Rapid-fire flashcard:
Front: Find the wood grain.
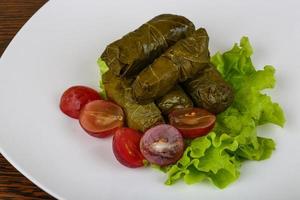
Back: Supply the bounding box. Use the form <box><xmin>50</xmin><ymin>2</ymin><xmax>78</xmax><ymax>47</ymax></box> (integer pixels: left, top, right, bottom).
<box><xmin>0</xmin><ymin>1</ymin><xmax>55</xmax><ymax>199</ymax></box>
<box><xmin>0</xmin><ymin>0</ymin><xmax>47</xmax><ymax>56</ymax></box>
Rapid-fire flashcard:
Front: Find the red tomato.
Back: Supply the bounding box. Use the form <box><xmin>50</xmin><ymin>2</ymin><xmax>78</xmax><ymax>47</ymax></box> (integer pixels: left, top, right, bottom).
<box><xmin>79</xmin><ymin>100</ymin><xmax>124</xmax><ymax>138</ymax></box>
<box><xmin>169</xmin><ymin>108</ymin><xmax>216</xmax><ymax>139</ymax></box>
<box><xmin>60</xmin><ymin>86</ymin><xmax>101</xmax><ymax>119</ymax></box>
<box><xmin>113</xmin><ymin>128</ymin><xmax>144</xmax><ymax>168</ymax></box>
<box><xmin>140</xmin><ymin>124</ymin><xmax>184</xmax><ymax>166</ymax></box>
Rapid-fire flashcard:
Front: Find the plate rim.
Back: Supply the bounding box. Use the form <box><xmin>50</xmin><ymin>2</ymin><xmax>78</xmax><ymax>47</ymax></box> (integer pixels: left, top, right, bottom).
<box><xmin>0</xmin><ymin>149</ymin><xmax>63</xmax><ymax>199</ymax></box>
<box><xmin>0</xmin><ymin>1</ymin><xmax>62</xmax><ymax>199</ymax></box>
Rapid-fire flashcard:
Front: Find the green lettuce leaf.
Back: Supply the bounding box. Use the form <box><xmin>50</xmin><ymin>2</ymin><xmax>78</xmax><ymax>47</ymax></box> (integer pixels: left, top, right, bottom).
<box><xmin>164</xmin><ymin>37</ymin><xmax>285</xmax><ymax>188</ymax></box>
<box><xmin>97</xmin><ymin>58</ymin><xmax>109</xmax><ymax>99</ymax></box>
<box><xmin>165</xmin><ymin>132</ymin><xmax>240</xmax><ymax>189</ymax></box>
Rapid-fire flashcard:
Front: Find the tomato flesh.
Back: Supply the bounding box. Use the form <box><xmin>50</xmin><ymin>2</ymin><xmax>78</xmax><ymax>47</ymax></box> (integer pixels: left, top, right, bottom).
<box><xmin>60</xmin><ymin>86</ymin><xmax>101</xmax><ymax>119</ymax></box>
<box><xmin>140</xmin><ymin>124</ymin><xmax>184</xmax><ymax>166</ymax></box>
<box><xmin>169</xmin><ymin>108</ymin><xmax>216</xmax><ymax>139</ymax></box>
<box><xmin>113</xmin><ymin>128</ymin><xmax>144</xmax><ymax>168</ymax></box>
<box><xmin>79</xmin><ymin>100</ymin><xmax>124</xmax><ymax>138</ymax></box>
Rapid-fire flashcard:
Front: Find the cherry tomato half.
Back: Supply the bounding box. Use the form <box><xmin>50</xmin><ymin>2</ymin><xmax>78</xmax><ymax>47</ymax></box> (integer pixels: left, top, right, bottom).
<box><xmin>140</xmin><ymin>124</ymin><xmax>184</xmax><ymax>166</ymax></box>
<box><xmin>60</xmin><ymin>86</ymin><xmax>101</xmax><ymax>119</ymax></box>
<box><xmin>79</xmin><ymin>100</ymin><xmax>124</xmax><ymax>138</ymax></box>
<box><xmin>169</xmin><ymin>108</ymin><xmax>216</xmax><ymax>139</ymax></box>
<box><xmin>113</xmin><ymin>128</ymin><xmax>145</xmax><ymax>168</ymax></box>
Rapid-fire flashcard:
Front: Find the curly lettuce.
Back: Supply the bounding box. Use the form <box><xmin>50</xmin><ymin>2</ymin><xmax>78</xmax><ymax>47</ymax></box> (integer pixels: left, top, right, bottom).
<box><xmin>165</xmin><ymin>133</ymin><xmax>240</xmax><ymax>188</ymax></box>
<box><xmin>164</xmin><ymin>37</ymin><xmax>285</xmax><ymax>188</ymax></box>
<box><xmin>97</xmin><ymin>58</ymin><xmax>109</xmax><ymax>99</ymax></box>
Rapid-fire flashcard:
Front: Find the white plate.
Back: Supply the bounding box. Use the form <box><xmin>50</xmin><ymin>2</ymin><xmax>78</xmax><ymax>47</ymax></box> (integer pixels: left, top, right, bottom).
<box><xmin>1</xmin><ymin>0</ymin><xmax>300</xmax><ymax>199</ymax></box>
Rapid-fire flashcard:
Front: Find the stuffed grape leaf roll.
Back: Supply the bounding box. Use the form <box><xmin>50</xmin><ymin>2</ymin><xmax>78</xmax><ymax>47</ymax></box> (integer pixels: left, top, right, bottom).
<box><xmin>183</xmin><ymin>64</ymin><xmax>234</xmax><ymax>114</ymax></box>
<box><xmin>132</xmin><ymin>28</ymin><xmax>210</xmax><ymax>104</ymax></box>
<box><xmin>156</xmin><ymin>85</ymin><xmax>193</xmax><ymax>115</ymax></box>
<box><xmin>102</xmin><ymin>71</ymin><xmax>164</xmax><ymax>132</ymax></box>
<box><xmin>100</xmin><ymin>14</ymin><xmax>195</xmax><ymax>77</ymax></box>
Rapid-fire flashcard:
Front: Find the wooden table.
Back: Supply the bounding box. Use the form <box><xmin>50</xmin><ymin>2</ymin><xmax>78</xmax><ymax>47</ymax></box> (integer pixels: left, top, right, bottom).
<box><xmin>0</xmin><ymin>1</ymin><xmax>55</xmax><ymax>199</ymax></box>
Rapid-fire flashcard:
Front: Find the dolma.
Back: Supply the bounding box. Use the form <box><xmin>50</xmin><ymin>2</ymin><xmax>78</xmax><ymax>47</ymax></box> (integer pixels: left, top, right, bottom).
<box><xmin>101</xmin><ymin>14</ymin><xmax>195</xmax><ymax>77</ymax></box>
<box><xmin>156</xmin><ymin>85</ymin><xmax>193</xmax><ymax>115</ymax></box>
<box><xmin>103</xmin><ymin>71</ymin><xmax>164</xmax><ymax>132</ymax></box>
<box><xmin>183</xmin><ymin>64</ymin><xmax>234</xmax><ymax>114</ymax></box>
<box><xmin>132</xmin><ymin>28</ymin><xmax>210</xmax><ymax>103</ymax></box>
